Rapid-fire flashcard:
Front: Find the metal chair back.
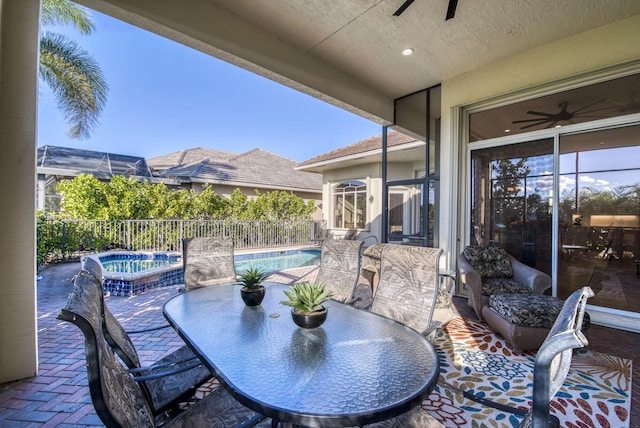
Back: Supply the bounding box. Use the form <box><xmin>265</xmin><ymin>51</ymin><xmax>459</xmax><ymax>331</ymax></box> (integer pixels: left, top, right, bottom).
<box><xmin>371</xmin><ymin>245</ymin><xmax>443</xmax><ymax>336</ymax></box>
<box><xmin>521</xmin><ymin>286</ymin><xmax>594</xmax><ymax>428</ymax></box>
<box><xmin>183</xmin><ymin>237</ymin><xmax>236</xmax><ymax>291</ymax></box>
<box><xmin>315</xmin><ymin>239</ymin><xmax>364</xmax><ymax>304</ymax></box>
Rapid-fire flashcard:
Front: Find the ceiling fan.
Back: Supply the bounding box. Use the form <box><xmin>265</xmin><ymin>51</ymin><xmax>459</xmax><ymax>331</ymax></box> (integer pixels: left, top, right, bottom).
<box><xmin>393</xmin><ymin>0</ymin><xmax>459</xmax><ymax>20</ymax></box>
<box><xmin>511</xmin><ymin>100</ymin><xmax>610</xmax><ymax>130</ymax></box>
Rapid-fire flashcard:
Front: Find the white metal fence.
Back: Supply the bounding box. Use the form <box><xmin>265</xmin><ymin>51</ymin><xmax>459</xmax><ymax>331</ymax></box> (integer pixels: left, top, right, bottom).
<box><xmin>37</xmin><ymin>219</ymin><xmax>325</xmax><ymax>263</ymax></box>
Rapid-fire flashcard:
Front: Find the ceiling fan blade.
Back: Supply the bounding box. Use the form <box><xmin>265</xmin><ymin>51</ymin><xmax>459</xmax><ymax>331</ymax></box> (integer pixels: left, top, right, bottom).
<box><xmin>393</xmin><ymin>0</ymin><xmax>415</xmax><ymax>16</ymax></box>
<box><xmin>525</xmin><ymin>110</ymin><xmax>557</xmax><ymax>117</ymax></box>
<box><xmin>570</xmin><ymin>99</ymin><xmax>606</xmax><ymax>114</ymax></box>
<box><xmin>520</xmin><ymin>121</ymin><xmax>550</xmax><ymax>130</ymax></box>
<box><xmin>446</xmin><ymin>0</ymin><xmax>458</xmax><ymax>20</ymax></box>
<box><xmin>512</xmin><ymin>118</ymin><xmax>552</xmax><ymax>124</ymax></box>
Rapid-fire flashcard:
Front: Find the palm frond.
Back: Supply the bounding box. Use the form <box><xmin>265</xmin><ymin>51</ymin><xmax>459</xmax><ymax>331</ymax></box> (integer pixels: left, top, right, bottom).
<box><xmin>41</xmin><ymin>0</ymin><xmax>95</xmax><ymax>34</ymax></box>
<box><xmin>39</xmin><ymin>32</ymin><xmax>108</xmax><ymax>139</ymax></box>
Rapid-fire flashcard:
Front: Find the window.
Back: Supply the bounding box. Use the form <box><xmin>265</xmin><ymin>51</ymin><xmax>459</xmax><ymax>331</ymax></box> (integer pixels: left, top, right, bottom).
<box><xmin>332</xmin><ymin>181</ymin><xmax>367</xmax><ymax>229</ymax></box>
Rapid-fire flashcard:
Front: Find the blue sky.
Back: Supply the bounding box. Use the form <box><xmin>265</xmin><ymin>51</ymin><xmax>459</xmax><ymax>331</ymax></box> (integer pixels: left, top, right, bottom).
<box><xmin>37</xmin><ymin>7</ymin><xmax>381</xmax><ymax>162</ymax></box>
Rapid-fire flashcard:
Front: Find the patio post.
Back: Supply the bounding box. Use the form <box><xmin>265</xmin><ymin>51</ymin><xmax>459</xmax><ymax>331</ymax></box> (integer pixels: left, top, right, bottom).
<box><xmin>0</xmin><ymin>0</ymin><xmax>40</xmax><ymax>382</ymax></box>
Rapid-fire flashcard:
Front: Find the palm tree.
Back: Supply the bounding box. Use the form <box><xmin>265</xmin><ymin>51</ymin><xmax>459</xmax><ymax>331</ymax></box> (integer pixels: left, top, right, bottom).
<box><xmin>39</xmin><ymin>0</ymin><xmax>108</xmax><ymax>139</ymax></box>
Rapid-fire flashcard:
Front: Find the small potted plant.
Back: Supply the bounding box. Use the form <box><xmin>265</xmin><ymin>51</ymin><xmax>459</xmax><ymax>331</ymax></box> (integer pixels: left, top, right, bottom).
<box><xmin>280</xmin><ymin>282</ymin><xmax>333</xmax><ymax>329</ymax></box>
<box><xmin>239</xmin><ymin>267</ymin><xmax>270</xmax><ymax>306</ymax></box>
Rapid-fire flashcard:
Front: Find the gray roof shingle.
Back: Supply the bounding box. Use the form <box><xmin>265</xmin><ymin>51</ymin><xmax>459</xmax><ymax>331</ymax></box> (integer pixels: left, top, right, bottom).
<box><xmin>297</xmin><ymin>131</ymin><xmax>418</xmax><ymax>167</ymax></box>
<box><xmin>150</xmin><ymin>147</ymin><xmax>322</xmax><ymax>192</ymax></box>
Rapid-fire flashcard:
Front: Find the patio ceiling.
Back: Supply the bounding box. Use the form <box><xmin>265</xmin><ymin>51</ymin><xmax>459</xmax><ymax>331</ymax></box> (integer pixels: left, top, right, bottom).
<box><xmin>80</xmin><ymin>0</ymin><xmax>640</xmax><ymax>126</ymax></box>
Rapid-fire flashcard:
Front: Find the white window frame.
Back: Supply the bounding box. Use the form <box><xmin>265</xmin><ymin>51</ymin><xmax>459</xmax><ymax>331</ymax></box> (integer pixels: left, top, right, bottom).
<box><xmin>331</xmin><ymin>180</ymin><xmax>368</xmax><ymax>230</ymax></box>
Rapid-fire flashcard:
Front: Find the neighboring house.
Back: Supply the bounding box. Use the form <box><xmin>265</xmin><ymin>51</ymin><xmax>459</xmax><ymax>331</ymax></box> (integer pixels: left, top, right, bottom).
<box><xmin>297</xmin><ymin>131</ymin><xmax>426</xmax><ymax>244</ymax></box>
<box><xmin>36</xmin><ymin>145</ymin><xmax>323</xmax><ymax>220</ymax></box>
<box><xmin>36</xmin><ymin>145</ymin><xmax>171</xmax><ymax>211</ymax></box>
<box><xmin>148</xmin><ymin>147</ymin><xmax>323</xmax><ymax>220</ymax></box>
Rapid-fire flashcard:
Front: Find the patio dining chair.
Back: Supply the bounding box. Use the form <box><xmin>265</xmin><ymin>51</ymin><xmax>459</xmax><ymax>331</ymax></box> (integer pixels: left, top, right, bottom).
<box><xmin>182</xmin><ymin>236</ymin><xmax>237</xmax><ymax>291</ymax></box>
<box><xmin>441</xmin><ymin>286</ymin><xmax>594</xmax><ymax>428</ymax></box>
<box><xmin>57</xmin><ymin>272</ymin><xmax>267</xmax><ymax>428</ymax></box>
<box><xmin>314</xmin><ymin>238</ymin><xmax>364</xmax><ymax>304</ymax></box>
<box><xmin>370</xmin><ymin>245</ymin><xmax>443</xmax><ymax>339</ymax></box>
<box><xmin>68</xmin><ymin>268</ymin><xmax>213</xmax><ymax>418</ymax></box>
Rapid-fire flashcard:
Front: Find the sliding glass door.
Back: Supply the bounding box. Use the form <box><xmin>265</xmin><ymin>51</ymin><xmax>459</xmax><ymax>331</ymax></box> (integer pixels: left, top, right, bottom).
<box><xmin>469</xmin><ymin>126</ymin><xmax>640</xmax><ymax>317</ymax></box>
<box><xmin>557</xmin><ymin>125</ymin><xmax>640</xmax><ymax>311</ymax></box>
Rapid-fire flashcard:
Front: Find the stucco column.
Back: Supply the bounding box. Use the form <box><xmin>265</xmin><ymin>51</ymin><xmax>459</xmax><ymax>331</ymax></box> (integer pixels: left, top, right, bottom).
<box><xmin>0</xmin><ymin>0</ymin><xmax>40</xmax><ymax>382</ymax></box>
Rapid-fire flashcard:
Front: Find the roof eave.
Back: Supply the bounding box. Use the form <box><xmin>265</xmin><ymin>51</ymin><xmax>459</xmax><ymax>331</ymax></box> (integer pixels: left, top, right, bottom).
<box><xmin>296</xmin><ymin>140</ymin><xmax>425</xmax><ymax>171</ymax></box>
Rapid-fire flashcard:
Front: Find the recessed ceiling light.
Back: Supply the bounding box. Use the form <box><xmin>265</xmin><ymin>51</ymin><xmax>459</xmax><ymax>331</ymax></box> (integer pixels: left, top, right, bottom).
<box><xmin>504</xmin><ymin>129</ymin><xmax>511</xmax><ymax>133</ymax></box>
<box><xmin>402</xmin><ymin>48</ymin><xmax>414</xmax><ymax>56</ymax></box>
<box><xmin>554</xmin><ymin>124</ymin><xmax>562</xmax><ymax>128</ymax></box>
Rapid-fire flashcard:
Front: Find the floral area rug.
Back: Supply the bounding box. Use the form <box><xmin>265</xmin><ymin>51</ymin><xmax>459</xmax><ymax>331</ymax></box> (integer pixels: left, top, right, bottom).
<box><xmin>422</xmin><ymin>316</ymin><xmax>632</xmax><ymax>428</ymax></box>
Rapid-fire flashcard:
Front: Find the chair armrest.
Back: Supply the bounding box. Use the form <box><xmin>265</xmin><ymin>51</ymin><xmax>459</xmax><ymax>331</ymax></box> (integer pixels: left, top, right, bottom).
<box><xmin>457</xmin><ymin>253</ymin><xmax>482</xmax><ymax>289</ymax></box>
<box><xmin>129</xmin><ymin>355</ymin><xmax>202</xmax><ymax>382</ymax></box>
<box><xmin>509</xmin><ymin>255</ymin><xmax>551</xmax><ymax>295</ymax></box>
<box><xmin>458</xmin><ymin>253</ymin><xmax>485</xmax><ymax>320</ymax></box>
<box><xmin>126</xmin><ymin>323</ymin><xmax>171</xmax><ymax>334</ymax></box>
<box><xmin>422</xmin><ymin>320</ymin><xmax>442</xmax><ymax>342</ymax></box>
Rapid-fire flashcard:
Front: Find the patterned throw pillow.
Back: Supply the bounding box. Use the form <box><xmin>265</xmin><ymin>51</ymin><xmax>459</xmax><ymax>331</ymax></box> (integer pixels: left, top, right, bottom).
<box><xmin>463</xmin><ymin>246</ymin><xmax>514</xmax><ymax>278</ymax></box>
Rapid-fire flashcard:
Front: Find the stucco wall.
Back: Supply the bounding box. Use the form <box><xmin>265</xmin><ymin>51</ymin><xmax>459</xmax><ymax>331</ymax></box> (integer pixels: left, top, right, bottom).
<box><xmin>0</xmin><ymin>0</ymin><xmax>40</xmax><ymax>383</ymax></box>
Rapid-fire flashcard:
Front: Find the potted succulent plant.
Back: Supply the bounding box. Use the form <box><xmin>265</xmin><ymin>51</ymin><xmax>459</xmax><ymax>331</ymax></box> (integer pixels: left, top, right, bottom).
<box><xmin>280</xmin><ymin>281</ymin><xmax>333</xmax><ymax>329</ymax></box>
<box><xmin>239</xmin><ymin>267</ymin><xmax>270</xmax><ymax>306</ymax></box>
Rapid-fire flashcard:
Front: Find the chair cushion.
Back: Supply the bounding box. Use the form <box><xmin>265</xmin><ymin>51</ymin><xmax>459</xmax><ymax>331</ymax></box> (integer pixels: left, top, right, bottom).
<box><xmin>463</xmin><ymin>246</ymin><xmax>513</xmax><ymax>278</ymax></box>
<box><xmin>482</xmin><ymin>278</ymin><xmax>532</xmax><ymax>296</ymax></box>
<box><xmin>489</xmin><ymin>293</ymin><xmax>591</xmax><ymax>330</ymax></box>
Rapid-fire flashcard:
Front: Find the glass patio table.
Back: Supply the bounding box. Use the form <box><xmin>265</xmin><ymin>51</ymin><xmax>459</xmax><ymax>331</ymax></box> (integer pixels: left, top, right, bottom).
<box><xmin>163</xmin><ymin>283</ymin><xmax>439</xmax><ymax>427</ymax></box>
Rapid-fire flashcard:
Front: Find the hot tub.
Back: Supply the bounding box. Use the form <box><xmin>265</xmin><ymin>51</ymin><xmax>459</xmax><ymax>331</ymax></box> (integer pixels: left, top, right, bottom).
<box><xmin>82</xmin><ymin>251</ymin><xmax>183</xmax><ymax>296</ymax></box>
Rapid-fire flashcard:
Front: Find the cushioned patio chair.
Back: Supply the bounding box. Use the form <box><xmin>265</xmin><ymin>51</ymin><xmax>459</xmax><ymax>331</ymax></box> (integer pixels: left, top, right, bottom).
<box><xmin>57</xmin><ymin>273</ymin><xmax>267</xmax><ymax>428</ymax></box>
<box><xmin>458</xmin><ymin>246</ymin><xmax>551</xmax><ymax>321</ymax></box>
<box><xmin>441</xmin><ymin>286</ymin><xmax>594</xmax><ymax>428</ymax></box>
<box><xmin>314</xmin><ymin>238</ymin><xmax>364</xmax><ymax>304</ymax></box>
<box><xmin>183</xmin><ymin>237</ymin><xmax>237</xmax><ymax>291</ymax></box>
<box><xmin>371</xmin><ymin>245</ymin><xmax>443</xmax><ymax>339</ymax></box>
<box><xmin>69</xmin><ymin>268</ymin><xmax>213</xmax><ymax>418</ymax></box>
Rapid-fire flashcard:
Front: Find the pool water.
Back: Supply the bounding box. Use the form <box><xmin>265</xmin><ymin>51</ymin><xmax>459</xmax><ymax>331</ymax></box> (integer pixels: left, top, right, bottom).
<box><xmin>101</xmin><ymin>258</ymin><xmax>181</xmax><ymax>273</ymax></box>
<box><xmin>235</xmin><ymin>249</ymin><xmax>320</xmax><ymax>274</ymax></box>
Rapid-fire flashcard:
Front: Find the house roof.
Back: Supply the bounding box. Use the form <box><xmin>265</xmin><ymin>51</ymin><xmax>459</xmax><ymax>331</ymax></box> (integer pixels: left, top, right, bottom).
<box><xmin>297</xmin><ymin>131</ymin><xmax>420</xmax><ymax>171</ymax></box>
<box><xmin>150</xmin><ymin>147</ymin><xmax>323</xmax><ymax>193</ymax></box>
<box><xmin>146</xmin><ymin>147</ymin><xmax>236</xmax><ymax>169</ymax></box>
<box><xmin>37</xmin><ymin>145</ymin><xmax>153</xmax><ymax>179</ymax></box>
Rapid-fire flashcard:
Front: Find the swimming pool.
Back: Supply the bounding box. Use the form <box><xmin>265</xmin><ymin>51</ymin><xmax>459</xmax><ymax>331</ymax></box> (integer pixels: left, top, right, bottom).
<box><xmin>235</xmin><ymin>249</ymin><xmax>320</xmax><ymax>274</ymax></box>
<box><xmin>83</xmin><ymin>248</ymin><xmax>321</xmax><ymax>296</ymax></box>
